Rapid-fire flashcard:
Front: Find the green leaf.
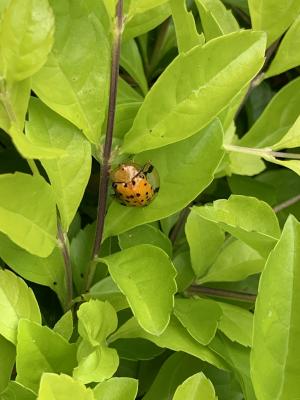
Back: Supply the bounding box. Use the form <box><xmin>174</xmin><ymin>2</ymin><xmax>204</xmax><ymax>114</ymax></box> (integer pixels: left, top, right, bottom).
<box><xmin>0</xmin><ymin>0</ymin><xmax>54</xmax><ymax>81</ymax></box>
<box><xmin>192</xmin><ymin>195</ymin><xmax>280</xmax><ymax>257</ymax></box>
<box><xmin>0</xmin><ymin>173</ymin><xmax>57</xmax><ymax>257</ymax></box>
<box><xmin>227</xmin><ymin>150</ymin><xmax>266</xmax><ymax>176</ymax></box>
<box><xmin>266</xmin><ymin>15</ymin><xmax>300</xmax><ymax>77</ymax></box>
<box><xmin>93</xmin><ymin>377</ymin><xmax>138</xmax><ymax>400</ymax></box>
<box><xmin>26</xmin><ymin>99</ymin><xmax>92</xmax><ymax>231</ymax></box>
<box><xmin>122</xmin><ymin>31</ymin><xmax>266</xmax><ymax>153</ymax></box>
<box><xmin>0</xmin><ymin>234</ymin><xmax>66</xmax><ymax>307</ymax></box>
<box><xmin>118</xmin><ymin>224</ymin><xmax>172</xmax><ymax>257</ymax></box>
<box><xmin>117</xmin><ymin>78</ymin><xmax>144</xmax><ymax>104</ymax></box>
<box><xmin>73</xmin><ymin>300</ymin><xmax>119</xmax><ymax>384</ymax></box>
<box><xmin>186</xmin><ymin>209</ymin><xmax>225</xmax><ymax>278</ymax></box>
<box><xmin>251</xmin><ymin>216</ymin><xmax>300</xmax><ymax>400</ymax></box>
<box><xmin>101</xmin><ymin>245</ymin><xmax>177</xmax><ymax>335</ymax></box>
<box><xmin>217</xmin><ymin>302</ymin><xmax>253</xmax><ymax>347</ymax></box>
<box><xmin>0</xmin><ymin>335</ymin><xmax>15</xmax><ymax>392</ymax></box>
<box><xmin>198</xmin><ymin>239</ymin><xmax>265</xmax><ymax>283</ymax></box>
<box><xmin>104</xmin><ymin>120</ymin><xmax>224</xmax><ymax>238</ymax></box>
<box><xmin>37</xmin><ymin>373</ymin><xmax>94</xmax><ymax>400</ymax></box>
<box><xmin>0</xmin><ymin>269</ymin><xmax>41</xmax><ymax>344</ymax></box>
<box><xmin>170</xmin><ymin>0</ymin><xmax>204</xmax><ymax>53</ymax></box>
<box><xmin>32</xmin><ymin>0</ymin><xmax>110</xmax><ymax>144</ymax></box>
<box><xmin>174</xmin><ymin>298</ymin><xmax>222</xmax><ymax>345</ymax></box>
<box><xmin>53</xmin><ymin>310</ymin><xmax>73</xmax><ymax>341</ymax></box>
<box><xmin>248</xmin><ymin>0</ymin><xmax>300</xmax><ymax>46</ymax></box>
<box><xmin>240</xmin><ymin>77</ymin><xmax>300</xmax><ymax>148</ymax></box>
<box><xmin>262</xmin><ymin>155</ymin><xmax>300</xmax><ymax>178</ymax></box>
<box><xmin>272</xmin><ymin>115</ymin><xmax>300</xmax><ymax>151</ymax></box>
<box><xmin>110</xmin><ymin>317</ymin><xmax>227</xmax><ymax>370</ymax></box>
<box><xmin>88</xmin><ymin>277</ymin><xmax>129</xmax><ymax>312</ymax></box>
<box><xmin>1</xmin><ymin>381</ymin><xmax>36</xmax><ymax>400</ymax></box>
<box><xmin>173</xmin><ymin>372</ymin><xmax>217</xmax><ymax>400</ymax></box>
<box><xmin>123</xmin><ymin>0</ymin><xmax>171</xmax><ymax>41</ymax></box>
<box><xmin>120</xmin><ymin>39</ymin><xmax>148</xmax><ymax>95</ymax></box>
<box><xmin>16</xmin><ymin>320</ymin><xmax>77</xmax><ymax>392</ymax></box>
<box><xmin>172</xmin><ymin>250</ymin><xmax>195</xmax><ymax>292</ymax></box>
<box><xmin>195</xmin><ymin>0</ymin><xmax>239</xmax><ymax>41</ymax></box>
<box><xmin>111</xmin><ymin>338</ymin><xmax>164</xmax><ymax>361</ymax></box>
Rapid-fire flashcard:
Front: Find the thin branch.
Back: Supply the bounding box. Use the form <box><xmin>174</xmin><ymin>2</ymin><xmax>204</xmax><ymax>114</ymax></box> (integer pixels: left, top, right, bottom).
<box><xmin>169</xmin><ymin>206</ymin><xmax>190</xmax><ymax>245</ymax></box>
<box><xmin>224</xmin><ymin>144</ymin><xmax>300</xmax><ymax>160</ymax></box>
<box><xmin>187</xmin><ymin>285</ymin><xmax>257</xmax><ymax>303</ymax></box>
<box><xmin>57</xmin><ymin>217</ymin><xmax>73</xmax><ymax>310</ymax></box>
<box><xmin>273</xmin><ymin>194</ymin><xmax>300</xmax><ymax>213</ymax></box>
<box><xmin>85</xmin><ymin>0</ymin><xmax>124</xmax><ymax>291</ymax></box>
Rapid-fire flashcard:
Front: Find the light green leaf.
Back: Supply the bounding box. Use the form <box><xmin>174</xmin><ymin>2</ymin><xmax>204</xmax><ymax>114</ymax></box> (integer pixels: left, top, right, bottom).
<box><xmin>123</xmin><ymin>0</ymin><xmax>171</xmax><ymax>41</ymax></box>
<box><xmin>240</xmin><ymin>77</ymin><xmax>300</xmax><ymax>148</ymax></box>
<box><xmin>0</xmin><ymin>0</ymin><xmax>9</xmax><ymax>14</ymax></box>
<box><xmin>272</xmin><ymin>115</ymin><xmax>300</xmax><ymax>151</ymax></box>
<box><xmin>73</xmin><ymin>300</ymin><xmax>119</xmax><ymax>384</ymax></box>
<box><xmin>32</xmin><ymin>0</ymin><xmax>110</xmax><ymax>144</ymax></box>
<box><xmin>172</xmin><ymin>250</ymin><xmax>195</xmax><ymax>292</ymax></box>
<box><xmin>118</xmin><ymin>224</ymin><xmax>172</xmax><ymax>257</ymax></box>
<box><xmin>101</xmin><ymin>245</ymin><xmax>177</xmax><ymax>335</ymax></box>
<box><xmin>217</xmin><ymin>302</ymin><xmax>253</xmax><ymax>347</ymax></box>
<box><xmin>111</xmin><ymin>338</ymin><xmax>163</xmax><ymax>361</ymax></box>
<box><xmin>117</xmin><ymin>77</ymin><xmax>143</xmax><ymax>104</ymax></box>
<box><xmin>110</xmin><ymin>317</ymin><xmax>227</xmax><ymax>370</ymax></box>
<box><xmin>199</xmin><ymin>239</ymin><xmax>265</xmax><ymax>283</ymax></box>
<box><xmin>37</xmin><ymin>373</ymin><xmax>94</xmax><ymax>400</ymax></box>
<box><xmin>0</xmin><ymin>270</ymin><xmax>41</xmax><ymax>344</ymax></box>
<box><xmin>0</xmin><ymin>0</ymin><xmax>54</xmax><ymax>81</ymax></box>
<box><xmin>93</xmin><ymin>377</ymin><xmax>138</xmax><ymax>400</ymax></box>
<box><xmin>266</xmin><ymin>15</ymin><xmax>300</xmax><ymax>77</ymax></box>
<box><xmin>195</xmin><ymin>0</ymin><xmax>239</xmax><ymax>41</ymax></box>
<box><xmin>122</xmin><ymin>31</ymin><xmax>266</xmax><ymax>153</ymax></box>
<box><xmin>0</xmin><ymin>335</ymin><xmax>15</xmax><ymax>392</ymax></box>
<box><xmin>88</xmin><ymin>277</ymin><xmax>128</xmax><ymax>312</ymax></box>
<box><xmin>0</xmin><ymin>173</ymin><xmax>57</xmax><ymax>257</ymax></box>
<box><xmin>16</xmin><ymin>320</ymin><xmax>77</xmax><ymax>392</ymax></box>
<box><xmin>174</xmin><ymin>298</ymin><xmax>222</xmax><ymax>345</ymax></box>
<box><xmin>115</xmin><ymin>102</ymin><xmax>142</xmax><ymax>139</ymax></box>
<box><xmin>104</xmin><ymin>120</ymin><xmax>224</xmax><ymax>238</ymax></box>
<box><xmin>186</xmin><ymin>209</ymin><xmax>225</xmax><ymax>278</ymax></box>
<box><xmin>120</xmin><ymin>39</ymin><xmax>148</xmax><ymax>95</ymax></box>
<box><xmin>192</xmin><ymin>195</ymin><xmax>280</xmax><ymax>257</ymax></box>
<box><xmin>263</xmin><ymin>155</ymin><xmax>300</xmax><ymax>178</ymax></box>
<box><xmin>251</xmin><ymin>216</ymin><xmax>300</xmax><ymax>400</ymax></box>
<box><xmin>0</xmin><ymin>234</ymin><xmax>66</xmax><ymax>307</ymax></box>
<box><xmin>173</xmin><ymin>372</ymin><xmax>217</xmax><ymax>400</ymax></box>
<box><xmin>248</xmin><ymin>0</ymin><xmax>300</xmax><ymax>45</ymax></box>
<box><xmin>53</xmin><ymin>310</ymin><xmax>73</xmax><ymax>341</ymax></box>
<box><xmin>26</xmin><ymin>98</ymin><xmax>92</xmax><ymax>231</ymax></box>
<box><xmin>227</xmin><ymin>151</ymin><xmax>266</xmax><ymax>176</ymax></box>
<box><xmin>1</xmin><ymin>381</ymin><xmax>36</xmax><ymax>400</ymax></box>
<box><xmin>170</xmin><ymin>0</ymin><xmax>204</xmax><ymax>53</ymax></box>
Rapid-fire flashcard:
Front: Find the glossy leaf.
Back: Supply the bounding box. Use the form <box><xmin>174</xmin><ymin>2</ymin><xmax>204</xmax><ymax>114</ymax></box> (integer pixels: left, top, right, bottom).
<box><xmin>16</xmin><ymin>320</ymin><xmax>77</xmax><ymax>392</ymax></box>
<box><xmin>101</xmin><ymin>245</ymin><xmax>177</xmax><ymax>335</ymax></box>
<box><xmin>32</xmin><ymin>0</ymin><xmax>110</xmax><ymax>144</ymax></box>
<box><xmin>0</xmin><ymin>234</ymin><xmax>66</xmax><ymax>306</ymax></box>
<box><xmin>118</xmin><ymin>224</ymin><xmax>172</xmax><ymax>257</ymax></box>
<box><xmin>248</xmin><ymin>0</ymin><xmax>300</xmax><ymax>45</ymax></box>
<box><xmin>198</xmin><ymin>239</ymin><xmax>265</xmax><ymax>283</ymax></box>
<box><xmin>173</xmin><ymin>372</ymin><xmax>217</xmax><ymax>400</ymax></box>
<box><xmin>195</xmin><ymin>0</ymin><xmax>239</xmax><ymax>41</ymax></box>
<box><xmin>266</xmin><ymin>15</ymin><xmax>300</xmax><ymax>77</ymax></box>
<box><xmin>53</xmin><ymin>310</ymin><xmax>73</xmax><ymax>341</ymax></box>
<box><xmin>192</xmin><ymin>195</ymin><xmax>280</xmax><ymax>257</ymax></box>
<box><xmin>122</xmin><ymin>31</ymin><xmax>266</xmax><ymax>153</ymax></box>
<box><xmin>110</xmin><ymin>317</ymin><xmax>227</xmax><ymax>370</ymax></box>
<box><xmin>0</xmin><ymin>334</ymin><xmax>16</xmax><ymax>392</ymax></box>
<box><xmin>73</xmin><ymin>300</ymin><xmax>119</xmax><ymax>383</ymax></box>
<box><xmin>0</xmin><ymin>269</ymin><xmax>41</xmax><ymax>344</ymax></box>
<box><xmin>104</xmin><ymin>120</ymin><xmax>224</xmax><ymax>238</ymax></box>
<box><xmin>88</xmin><ymin>277</ymin><xmax>129</xmax><ymax>312</ymax></box>
<box><xmin>26</xmin><ymin>99</ymin><xmax>91</xmax><ymax>230</ymax></box>
<box><xmin>93</xmin><ymin>377</ymin><xmax>138</xmax><ymax>400</ymax></box>
<box><xmin>174</xmin><ymin>298</ymin><xmax>222</xmax><ymax>345</ymax></box>
<box><xmin>0</xmin><ymin>173</ymin><xmax>57</xmax><ymax>257</ymax></box>
<box><xmin>1</xmin><ymin>381</ymin><xmax>36</xmax><ymax>400</ymax></box>
<box><xmin>240</xmin><ymin>77</ymin><xmax>300</xmax><ymax>148</ymax></box>
<box><xmin>251</xmin><ymin>216</ymin><xmax>300</xmax><ymax>400</ymax></box>
<box><xmin>0</xmin><ymin>0</ymin><xmax>54</xmax><ymax>81</ymax></box>
<box><xmin>170</xmin><ymin>0</ymin><xmax>204</xmax><ymax>53</ymax></box>
<box><xmin>37</xmin><ymin>373</ymin><xmax>94</xmax><ymax>400</ymax></box>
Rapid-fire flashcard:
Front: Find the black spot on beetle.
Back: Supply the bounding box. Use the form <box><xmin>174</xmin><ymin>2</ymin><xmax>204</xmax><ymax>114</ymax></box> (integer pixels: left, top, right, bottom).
<box><xmin>132</xmin><ymin>180</ymin><xmax>136</xmax><ymax>185</ymax></box>
<box><xmin>124</xmin><ymin>183</ymin><xmax>128</xmax><ymax>188</ymax></box>
<box><xmin>146</xmin><ymin>192</ymin><xmax>148</xmax><ymax>195</ymax></box>
<box><xmin>154</xmin><ymin>187</ymin><xmax>160</xmax><ymax>193</ymax></box>
<box><xmin>136</xmin><ymin>193</ymin><xmax>141</xmax><ymax>197</ymax></box>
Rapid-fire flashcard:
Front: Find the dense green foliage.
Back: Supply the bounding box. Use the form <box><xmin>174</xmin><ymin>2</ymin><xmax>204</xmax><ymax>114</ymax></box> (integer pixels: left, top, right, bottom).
<box><xmin>0</xmin><ymin>0</ymin><xmax>300</xmax><ymax>399</ymax></box>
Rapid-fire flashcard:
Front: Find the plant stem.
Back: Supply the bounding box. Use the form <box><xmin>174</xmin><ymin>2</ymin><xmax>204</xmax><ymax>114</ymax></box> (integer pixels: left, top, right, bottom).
<box><xmin>273</xmin><ymin>194</ymin><xmax>300</xmax><ymax>213</ymax></box>
<box><xmin>224</xmin><ymin>144</ymin><xmax>300</xmax><ymax>160</ymax></box>
<box><xmin>57</xmin><ymin>217</ymin><xmax>73</xmax><ymax>310</ymax></box>
<box><xmin>187</xmin><ymin>285</ymin><xmax>257</xmax><ymax>303</ymax></box>
<box><xmin>169</xmin><ymin>206</ymin><xmax>190</xmax><ymax>245</ymax></box>
<box><xmin>85</xmin><ymin>0</ymin><xmax>124</xmax><ymax>291</ymax></box>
